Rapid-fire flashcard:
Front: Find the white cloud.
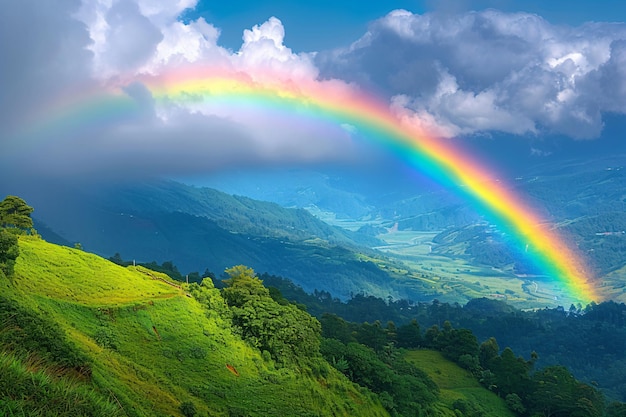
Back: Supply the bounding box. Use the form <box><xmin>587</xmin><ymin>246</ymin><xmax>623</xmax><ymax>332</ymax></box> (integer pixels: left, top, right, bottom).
<box><xmin>0</xmin><ymin>0</ymin><xmax>356</xmax><ymax>180</ymax></box>
<box><xmin>4</xmin><ymin>2</ymin><xmax>626</xmax><ymax>183</ymax></box>
<box><xmin>233</xmin><ymin>17</ymin><xmax>319</xmax><ymax>83</ymax></box>
<box><xmin>317</xmin><ymin>9</ymin><xmax>626</xmax><ymax>139</ymax></box>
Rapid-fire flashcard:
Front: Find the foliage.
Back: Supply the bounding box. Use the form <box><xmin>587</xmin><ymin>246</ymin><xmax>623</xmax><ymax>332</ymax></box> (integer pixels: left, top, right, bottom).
<box><xmin>404</xmin><ymin>350</ymin><xmax>515</xmax><ymax>417</ymax></box>
<box><xmin>528</xmin><ymin>366</ymin><xmax>604</xmax><ymax>417</ymax></box>
<box><xmin>0</xmin><ymin>295</ymin><xmax>89</xmax><ymax>370</ymax></box>
<box><xmin>0</xmin><ymin>350</ymin><xmax>122</xmax><ymax>417</ymax></box>
<box><xmin>179</xmin><ymin>401</ymin><xmax>197</xmax><ymax>417</ymax></box>
<box><xmin>0</xmin><ymin>229</ymin><xmax>19</xmax><ymax>277</ymax></box>
<box><xmin>268</xmin><ymin>280</ymin><xmax>626</xmax><ymax>404</ymax></box>
<box><xmin>321</xmin><ymin>339</ymin><xmax>439</xmax><ymax>416</ymax></box>
<box><xmin>0</xmin><ymin>195</ymin><xmax>34</xmax><ymax>233</ymax></box>
<box><xmin>6</xmin><ymin>238</ymin><xmax>387</xmax><ymax>416</ymax></box>
<box><xmin>222</xmin><ymin>265</ymin><xmax>322</xmax><ymax>365</ymax></box>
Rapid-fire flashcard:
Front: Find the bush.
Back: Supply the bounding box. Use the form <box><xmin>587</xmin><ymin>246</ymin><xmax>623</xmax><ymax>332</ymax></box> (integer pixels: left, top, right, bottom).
<box><xmin>179</xmin><ymin>401</ymin><xmax>197</xmax><ymax>417</ymax></box>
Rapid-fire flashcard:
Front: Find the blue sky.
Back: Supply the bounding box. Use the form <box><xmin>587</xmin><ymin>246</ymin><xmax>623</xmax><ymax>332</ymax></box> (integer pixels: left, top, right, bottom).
<box><xmin>188</xmin><ymin>0</ymin><xmax>626</xmax><ymax>51</ymax></box>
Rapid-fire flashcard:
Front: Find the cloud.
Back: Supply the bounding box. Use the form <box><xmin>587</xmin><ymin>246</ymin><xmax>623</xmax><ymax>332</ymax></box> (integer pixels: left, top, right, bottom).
<box><xmin>0</xmin><ymin>0</ymin><xmax>92</xmax><ymax>135</ymax></box>
<box><xmin>98</xmin><ymin>0</ymin><xmax>163</xmax><ymax>74</ymax></box>
<box><xmin>4</xmin><ymin>2</ymin><xmax>626</xmax><ymax>185</ymax></box>
<box><xmin>0</xmin><ymin>0</ymin><xmax>355</xmax><ymax>182</ymax></box>
<box><xmin>316</xmin><ymin>9</ymin><xmax>626</xmax><ymax>139</ymax></box>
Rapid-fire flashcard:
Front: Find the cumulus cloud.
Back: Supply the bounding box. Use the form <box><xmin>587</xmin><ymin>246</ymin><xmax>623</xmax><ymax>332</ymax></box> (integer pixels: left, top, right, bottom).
<box><xmin>4</xmin><ymin>2</ymin><xmax>626</xmax><ymax>184</ymax></box>
<box><xmin>0</xmin><ymin>0</ymin><xmax>354</xmax><ymax>181</ymax></box>
<box><xmin>316</xmin><ymin>9</ymin><xmax>626</xmax><ymax>139</ymax></box>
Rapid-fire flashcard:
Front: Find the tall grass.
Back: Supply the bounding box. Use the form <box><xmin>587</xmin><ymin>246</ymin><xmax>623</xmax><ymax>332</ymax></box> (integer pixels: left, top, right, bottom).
<box><xmin>0</xmin><ymin>350</ymin><xmax>122</xmax><ymax>417</ymax></box>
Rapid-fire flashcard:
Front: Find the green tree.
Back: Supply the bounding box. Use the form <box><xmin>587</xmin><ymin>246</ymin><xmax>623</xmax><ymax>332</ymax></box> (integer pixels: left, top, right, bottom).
<box><xmin>479</xmin><ymin>337</ymin><xmax>500</xmax><ymax>369</ymax></box>
<box><xmin>222</xmin><ymin>265</ymin><xmax>321</xmax><ymax>365</ymax></box>
<box><xmin>0</xmin><ymin>229</ymin><xmax>19</xmax><ymax>277</ymax></box>
<box><xmin>222</xmin><ymin>265</ymin><xmax>269</xmax><ymax>306</ymax></box>
<box><xmin>356</xmin><ymin>321</ymin><xmax>388</xmax><ymax>352</ymax></box>
<box><xmin>505</xmin><ymin>393</ymin><xmax>526</xmax><ymax>414</ymax></box>
<box><xmin>396</xmin><ymin>319</ymin><xmax>421</xmax><ymax>348</ymax></box>
<box><xmin>0</xmin><ymin>196</ymin><xmax>34</xmax><ymax>234</ymax></box>
<box><xmin>528</xmin><ymin>366</ymin><xmax>603</xmax><ymax>417</ymax></box>
<box><xmin>320</xmin><ymin>313</ymin><xmax>355</xmax><ymax>344</ymax></box>
<box><xmin>441</xmin><ymin>328</ymin><xmax>479</xmax><ymax>363</ymax></box>
<box><xmin>489</xmin><ymin>347</ymin><xmax>532</xmax><ymax>398</ymax></box>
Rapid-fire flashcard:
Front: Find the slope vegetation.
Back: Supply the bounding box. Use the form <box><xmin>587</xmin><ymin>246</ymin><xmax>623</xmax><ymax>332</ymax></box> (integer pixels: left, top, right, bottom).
<box><xmin>405</xmin><ymin>350</ymin><xmax>515</xmax><ymax>417</ymax></box>
<box><xmin>2</xmin><ymin>237</ymin><xmax>387</xmax><ymax>416</ymax></box>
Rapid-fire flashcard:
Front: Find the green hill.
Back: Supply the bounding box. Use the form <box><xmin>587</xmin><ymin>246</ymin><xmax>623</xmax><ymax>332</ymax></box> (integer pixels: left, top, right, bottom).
<box><xmin>12</xmin><ymin>179</ymin><xmax>437</xmax><ymax>301</ymax></box>
<box><xmin>404</xmin><ymin>350</ymin><xmax>515</xmax><ymax>417</ymax></box>
<box><xmin>2</xmin><ymin>237</ymin><xmax>388</xmax><ymax>416</ymax></box>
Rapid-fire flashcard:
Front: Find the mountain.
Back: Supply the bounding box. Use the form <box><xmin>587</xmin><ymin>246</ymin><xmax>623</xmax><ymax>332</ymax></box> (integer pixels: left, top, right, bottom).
<box><xmin>1</xmin><ymin>236</ymin><xmax>387</xmax><ymax>416</ymax></box>
<box><xmin>6</xmin><ymin>153</ymin><xmax>626</xmax><ymax>307</ymax></box>
<box><xmin>193</xmin><ymin>156</ymin><xmax>626</xmax><ymax>303</ymax></box>
<box><xmin>1</xmin><ymin>235</ymin><xmax>526</xmax><ymax>416</ymax></box>
<box><xmin>3</xmin><ymin>179</ymin><xmax>438</xmax><ymax>301</ymax></box>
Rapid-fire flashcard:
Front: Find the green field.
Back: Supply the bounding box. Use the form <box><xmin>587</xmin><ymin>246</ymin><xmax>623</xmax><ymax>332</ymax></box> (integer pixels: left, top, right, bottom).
<box><xmin>372</xmin><ymin>229</ymin><xmax>584</xmax><ymax>309</ymax></box>
<box><xmin>405</xmin><ymin>350</ymin><xmax>515</xmax><ymax>417</ymax></box>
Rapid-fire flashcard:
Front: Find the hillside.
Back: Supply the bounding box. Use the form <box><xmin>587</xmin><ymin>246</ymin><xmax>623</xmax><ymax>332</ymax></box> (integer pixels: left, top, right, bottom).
<box><xmin>0</xmin><ymin>234</ymin><xmax>615</xmax><ymax>416</ymax></box>
<box><xmin>2</xmin><ymin>237</ymin><xmax>388</xmax><ymax>416</ymax></box>
<box><xmin>405</xmin><ymin>350</ymin><xmax>515</xmax><ymax>417</ymax></box>
<box><xmin>3</xmin><ymin>179</ymin><xmax>438</xmax><ymax>301</ymax></box>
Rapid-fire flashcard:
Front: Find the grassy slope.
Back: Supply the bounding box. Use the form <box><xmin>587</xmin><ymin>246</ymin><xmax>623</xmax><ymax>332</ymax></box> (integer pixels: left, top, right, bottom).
<box><xmin>7</xmin><ymin>237</ymin><xmax>387</xmax><ymax>417</ymax></box>
<box><xmin>405</xmin><ymin>350</ymin><xmax>515</xmax><ymax>417</ymax></box>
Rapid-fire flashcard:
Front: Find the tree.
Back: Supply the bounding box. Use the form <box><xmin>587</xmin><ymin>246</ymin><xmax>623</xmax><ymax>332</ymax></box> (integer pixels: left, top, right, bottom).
<box><xmin>396</xmin><ymin>319</ymin><xmax>421</xmax><ymax>348</ymax></box>
<box><xmin>0</xmin><ymin>229</ymin><xmax>19</xmax><ymax>277</ymax></box>
<box><xmin>0</xmin><ymin>196</ymin><xmax>34</xmax><ymax>234</ymax></box>
<box><xmin>222</xmin><ymin>265</ymin><xmax>270</xmax><ymax>307</ymax></box>
<box><xmin>489</xmin><ymin>347</ymin><xmax>532</xmax><ymax>398</ymax></box>
<box><xmin>479</xmin><ymin>337</ymin><xmax>500</xmax><ymax>369</ymax></box>
<box><xmin>441</xmin><ymin>328</ymin><xmax>479</xmax><ymax>363</ymax></box>
<box><xmin>528</xmin><ymin>366</ymin><xmax>604</xmax><ymax>417</ymax></box>
<box><xmin>221</xmin><ymin>265</ymin><xmax>321</xmax><ymax>365</ymax></box>
<box><xmin>320</xmin><ymin>313</ymin><xmax>355</xmax><ymax>344</ymax></box>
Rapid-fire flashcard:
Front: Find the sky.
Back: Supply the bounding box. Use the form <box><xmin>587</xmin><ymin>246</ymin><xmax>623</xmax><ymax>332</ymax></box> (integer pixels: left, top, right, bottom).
<box><xmin>2</xmin><ymin>0</ymin><xmax>626</xmax><ymax>183</ymax></box>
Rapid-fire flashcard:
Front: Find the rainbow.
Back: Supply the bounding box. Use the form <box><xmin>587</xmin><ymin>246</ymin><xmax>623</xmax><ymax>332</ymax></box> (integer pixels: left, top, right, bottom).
<box><xmin>11</xmin><ymin>66</ymin><xmax>599</xmax><ymax>303</ymax></box>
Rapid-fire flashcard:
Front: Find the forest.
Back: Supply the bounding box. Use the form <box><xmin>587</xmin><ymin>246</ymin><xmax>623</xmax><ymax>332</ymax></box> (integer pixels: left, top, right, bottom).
<box><xmin>3</xmin><ymin>194</ymin><xmax>626</xmax><ymax>416</ymax></box>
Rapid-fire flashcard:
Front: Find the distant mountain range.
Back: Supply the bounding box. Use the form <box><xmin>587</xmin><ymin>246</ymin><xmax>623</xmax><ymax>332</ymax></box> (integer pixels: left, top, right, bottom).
<box><xmin>6</xmin><ymin>178</ymin><xmax>433</xmax><ymax>300</ymax></box>
<box><xmin>3</xmin><ymin>153</ymin><xmax>626</xmax><ymax>303</ymax></box>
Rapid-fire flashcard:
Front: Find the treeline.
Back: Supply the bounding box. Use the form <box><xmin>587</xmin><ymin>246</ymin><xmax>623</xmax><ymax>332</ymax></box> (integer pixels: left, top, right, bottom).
<box><xmin>319</xmin><ymin>311</ymin><xmax>619</xmax><ymax>416</ymax></box>
<box><xmin>123</xmin><ymin>258</ymin><xmax>626</xmax><ymax>406</ymax></box>
<box><xmin>150</xmin><ymin>262</ymin><xmax>624</xmax><ymax>416</ymax></box>
<box><xmin>252</xmin><ymin>273</ymin><xmax>626</xmax><ymax>408</ymax></box>
<box><xmin>187</xmin><ymin>265</ymin><xmax>441</xmax><ymax>417</ymax></box>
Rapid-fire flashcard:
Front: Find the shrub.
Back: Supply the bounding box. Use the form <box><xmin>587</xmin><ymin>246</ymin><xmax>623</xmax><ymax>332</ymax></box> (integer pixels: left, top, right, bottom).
<box><xmin>179</xmin><ymin>401</ymin><xmax>197</xmax><ymax>417</ymax></box>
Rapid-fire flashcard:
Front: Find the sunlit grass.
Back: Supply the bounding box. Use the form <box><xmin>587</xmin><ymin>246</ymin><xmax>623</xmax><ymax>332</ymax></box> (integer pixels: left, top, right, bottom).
<box><xmin>405</xmin><ymin>350</ymin><xmax>515</xmax><ymax>417</ymax></box>
<box><xmin>0</xmin><ymin>350</ymin><xmax>122</xmax><ymax>417</ymax></box>
<box><xmin>6</xmin><ymin>236</ymin><xmax>388</xmax><ymax>416</ymax></box>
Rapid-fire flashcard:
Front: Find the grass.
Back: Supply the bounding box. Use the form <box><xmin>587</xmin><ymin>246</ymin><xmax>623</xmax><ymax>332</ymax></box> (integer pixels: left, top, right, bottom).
<box><xmin>5</xmin><ymin>236</ymin><xmax>388</xmax><ymax>416</ymax></box>
<box><xmin>0</xmin><ymin>350</ymin><xmax>122</xmax><ymax>417</ymax></box>
<box><xmin>405</xmin><ymin>350</ymin><xmax>515</xmax><ymax>417</ymax></box>
<box><xmin>373</xmin><ymin>229</ymin><xmax>587</xmax><ymax>309</ymax></box>
<box><xmin>5</xmin><ymin>236</ymin><xmax>528</xmax><ymax>416</ymax></box>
